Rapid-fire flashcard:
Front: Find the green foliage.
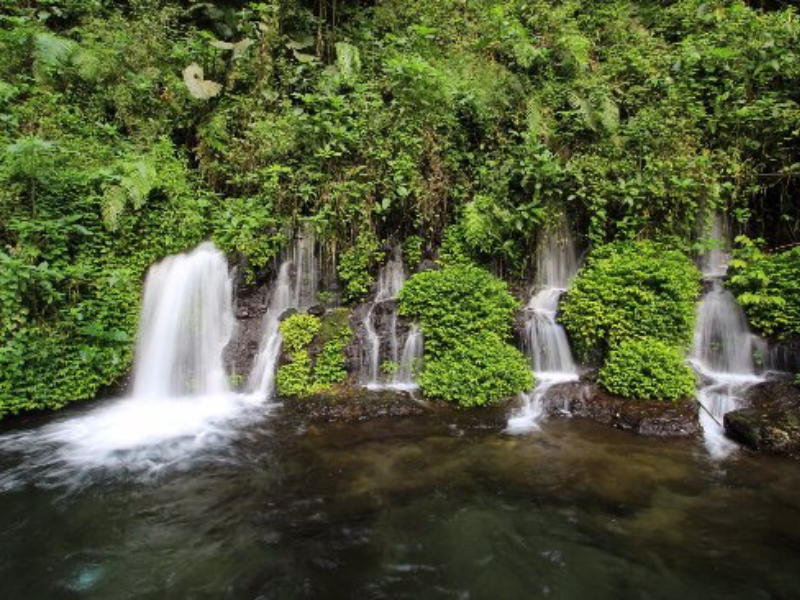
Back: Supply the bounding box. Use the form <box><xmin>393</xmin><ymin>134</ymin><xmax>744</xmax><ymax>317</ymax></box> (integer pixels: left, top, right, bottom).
<box><xmin>280</xmin><ymin>314</ymin><xmax>321</xmax><ymax>354</ymax></box>
<box><xmin>276</xmin><ymin>310</ymin><xmax>352</xmax><ymax>396</ymax></box>
<box><xmin>419</xmin><ymin>335</ymin><xmax>533</xmax><ymax>407</ymax></box>
<box><xmin>399</xmin><ymin>263</ymin><xmax>519</xmax><ymax>355</ymax></box>
<box><xmin>400</xmin><ymin>263</ymin><xmax>531</xmax><ymax>405</ymax></box>
<box><xmin>403</xmin><ymin>235</ymin><xmax>424</xmax><ymax>268</ymax></box>
<box><xmin>728</xmin><ymin>236</ymin><xmax>800</xmax><ymax>338</ymax></box>
<box><xmin>598</xmin><ymin>338</ymin><xmax>696</xmax><ymax>401</ymax></box>
<box><xmin>338</xmin><ymin>230</ymin><xmax>383</xmax><ymax>303</ymax></box>
<box><xmin>561</xmin><ymin>241</ymin><xmax>701</xmax><ymax>362</ymax></box>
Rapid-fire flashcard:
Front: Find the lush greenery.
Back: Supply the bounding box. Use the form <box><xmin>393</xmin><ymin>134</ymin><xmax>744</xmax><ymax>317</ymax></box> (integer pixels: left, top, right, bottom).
<box><xmin>561</xmin><ymin>241</ymin><xmax>701</xmax><ymax>362</ymax></box>
<box><xmin>399</xmin><ymin>264</ymin><xmax>532</xmax><ymax>405</ymax></box>
<box><xmin>2</xmin><ymin>0</ymin><xmax>800</xmax><ymax>414</ymax></box>
<box><xmin>728</xmin><ymin>236</ymin><xmax>800</xmax><ymax>339</ymax></box>
<box><xmin>276</xmin><ymin>310</ymin><xmax>352</xmax><ymax>397</ymax></box>
<box><xmin>598</xmin><ymin>338</ymin><xmax>697</xmax><ymax>401</ymax></box>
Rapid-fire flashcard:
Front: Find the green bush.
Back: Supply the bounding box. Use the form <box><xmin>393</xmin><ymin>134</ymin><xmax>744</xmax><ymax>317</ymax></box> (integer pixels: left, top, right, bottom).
<box><xmin>399</xmin><ymin>263</ymin><xmax>531</xmax><ymax>406</ymax></box>
<box><xmin>727</xmin><ymin>236</ymin><xmax>800</xmax><ymax>339</ymax></box>
<box><xmin>560</xmin><ymin>241</ymin><xmax>700</xmax><ymax>362</ymax></box>
<box><xmin>338</xmin><ymin>230</ymin><xmax>383</xmax><ymax>303</ymax></box>
<box><xmin>276</xmin><ymin>310</ymin><xmax>352</xmax><ymax>396</ymax></box>
<box><xmin>419</xmin><ymin>335</ymin><xmax>533</xmax><ymax>407</ymax></box>
<box><xmin>399</xmin><ymin>263</ymin><xmax>519</xmax><ymax>356</ymax></box>
<box><xmin>598</xmin><ymin>338</ymin><xmax>696</xmax><ymax>401</ymax></box>
<box><xmin>280</xmin><ymin>314</ymin><xmax>321</xmax><ymax>354</ymax></box>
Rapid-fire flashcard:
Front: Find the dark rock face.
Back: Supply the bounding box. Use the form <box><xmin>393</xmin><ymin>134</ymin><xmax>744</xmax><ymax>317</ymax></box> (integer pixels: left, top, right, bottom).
<box><xmin>539</xmin><ymin>381</ymin><xmax>701</xmax><ymax>437</ymax></box>
<box><xmin>347</xmin><ymin>300</ymin><xmax>415</xmax><ymax>381</ymax></box>
<box><xmin>227</xmin><ymin>280</ymin><xmax>271</xmax><ymax>382</ymax></box>
<box><xmin>725</xmin><ymin>378</ymin><xmax>800</xmax><ymax>458</ymax></box>
<box><xmin>283</xmin><ymin>388</ymin><xmax>428</xmax><ymax>422</ymax></box>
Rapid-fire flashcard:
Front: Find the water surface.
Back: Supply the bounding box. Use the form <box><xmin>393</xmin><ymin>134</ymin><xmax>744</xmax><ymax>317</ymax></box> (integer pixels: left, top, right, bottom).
<box><xmin>1</xmin><ymin>406</ymin><xmax>799</xmax><ymax>599</ymax></box>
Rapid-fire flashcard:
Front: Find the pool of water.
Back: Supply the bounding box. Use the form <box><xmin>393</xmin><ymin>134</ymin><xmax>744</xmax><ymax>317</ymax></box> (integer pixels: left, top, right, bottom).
<box><xmin>1</xmin><ymin>404</ymin><xmax>799</xmax><ymax>599</ymax></box>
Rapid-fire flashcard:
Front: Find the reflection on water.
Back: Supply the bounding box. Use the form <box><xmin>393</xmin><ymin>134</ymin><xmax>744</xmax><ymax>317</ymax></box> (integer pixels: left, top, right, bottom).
<box><xmin>1</xmin><ymin>409</ymin><xmax>799</xmax><ymax>599</ymax></box>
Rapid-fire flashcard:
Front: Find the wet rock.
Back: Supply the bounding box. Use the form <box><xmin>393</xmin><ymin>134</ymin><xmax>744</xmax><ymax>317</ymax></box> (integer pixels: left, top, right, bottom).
<box><xmin>307</xmin><ymin>304</ymin><xmax>326</xmax><ymax>317</ymax></box>
<box><xmin>725</xmin><ymin>378</ymin><xmax>800</xmax><ymax>458</ymax></box>
<box><xmin>278</xmin><ymin>308</ymin><xmax>298</xmax><ymax>322</ymax></box>
<box><xmin>545</xmin><ymin>382</ymin><xmax>700</xmax><ymax>437</ymax></box>
<box><xmin>283</xmin><ymin>388</ymin><xmax>428</xmax><ymax>422</ymax></box>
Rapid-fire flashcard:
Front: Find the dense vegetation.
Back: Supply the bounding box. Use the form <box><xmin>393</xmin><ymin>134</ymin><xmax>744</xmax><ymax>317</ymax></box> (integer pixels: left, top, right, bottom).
<box><xmin>276</xmin><ymin>309</ymin><xmax>352</xmax><ymax>396</ymax></box>
<box><xmin>399</xmin><ymin>264</ymin><xmax>532</xmax><ymax>405</ymax></box>
<box><xmin>599</xmin><ymin>338</ymin><xmax>697</xmax><ymax>401</ymax></box>
<box><xmin>1</xmin><ymin>0</ymin><xmax>799</xmax><ymax>414</ymax></box>
<box><xmin>728</xmin><ymin>236</ymin><xmax>800</xmax><ymax>339</ymax></box>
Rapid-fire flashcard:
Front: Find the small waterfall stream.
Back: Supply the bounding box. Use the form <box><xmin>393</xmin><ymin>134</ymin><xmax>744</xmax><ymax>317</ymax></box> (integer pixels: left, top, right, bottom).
<box><xmin>248</xmin><ymin>228</ymin><xmax>319</xmax><ymax>398</ymax></box>
<box><xmin>692</xmin><ymin>215</ymin><xmax>763</xmax><ymax>459</ymax></box>
<box><xmin>507</xmin><ymin>218</ymin><xmax>580</xmax><ymax>433</ymax></box>
<box><xmin>360</xmin><ymin>250</ymin><xmax>423</xmax><ymax>391</ymax></box>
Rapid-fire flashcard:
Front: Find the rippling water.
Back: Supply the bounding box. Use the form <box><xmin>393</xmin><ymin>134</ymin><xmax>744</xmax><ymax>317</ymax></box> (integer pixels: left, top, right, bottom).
<box><xmin>1</xmin><ymin>404</ymin><xmax>799</xmax><ymax>599</ymax></box>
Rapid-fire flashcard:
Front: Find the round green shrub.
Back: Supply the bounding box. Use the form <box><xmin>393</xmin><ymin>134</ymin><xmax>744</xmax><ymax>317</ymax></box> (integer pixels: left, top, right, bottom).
<box><xmin>598</xmin><ymin>338</ymin><xmax>696</xmax><ymax>401</ymax></box>
<box><xmin>280</xmin><ymin>314</ymin><xmax>321</xmax><ymax>354</ymax></box>
<box><xmin>419</xmin><ymin>335</ymin><xmax>533</xmax><ymax>407</ymax></box>
<box><xmin>560</xmin><ymin>241</ymin><xmax>700</xmax><ymax>362</ymax></box>
<box><xmin>398</xmin><ymin>263</ymin><xmax>519</xmax><ymax>356</ymax></box>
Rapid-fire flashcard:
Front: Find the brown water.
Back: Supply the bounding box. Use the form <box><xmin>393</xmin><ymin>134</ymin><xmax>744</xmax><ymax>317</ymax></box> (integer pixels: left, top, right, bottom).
<box><xmin>1</xmin><ymin>406</ymin><xmax>799</xmax><ymax>599</ymax></box>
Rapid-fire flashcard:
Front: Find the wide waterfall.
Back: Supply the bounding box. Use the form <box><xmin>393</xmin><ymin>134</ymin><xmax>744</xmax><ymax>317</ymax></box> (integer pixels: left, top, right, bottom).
<box><xmin>248</xmin><ymin>228</ymin><xmax>319</xmax><ymax>397</ymax></box>
<box><xmin>692</xmin><ymin>215</ymin><xmax>763</xmax><ymax>459</ymax></box>
<box><xmin>507</xmin><ymin>217</ymin><xmax>580</xmax><ymax>433</ymax></box>
<box><xmin>0</xmin><ymin>243</ymin><xmax>261</xmax><ymax>485</ymax></box>
<box><xmin>360</xmin><ymin>250</ymin><xmax>423</xmax><ymax>391</ymax></box>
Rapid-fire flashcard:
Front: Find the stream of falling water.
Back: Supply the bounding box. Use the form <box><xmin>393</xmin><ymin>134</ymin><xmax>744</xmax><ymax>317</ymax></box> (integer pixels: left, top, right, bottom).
<box><xmin>507</xmin><ymin>217</ymin><xmax>580</xmax><ymax>433</ymax></box>
<box><xmin>248</xmin><ymin>227</ymin><xmax>319</xmax><ymax>398</ymax></box>
<box><xmin>361</xmin><ymin>249</ymin><xmax>423</xmax><ymax>391</ymax></box>
<box><xmin>0</xmin><ymin>242</ymin><xmax>263</xmax><ymax>486</ymax></box>
<box><xmin>691</xmin><ymin>214</ymin><xmax>764</xmax><ymax>459</ymax></box>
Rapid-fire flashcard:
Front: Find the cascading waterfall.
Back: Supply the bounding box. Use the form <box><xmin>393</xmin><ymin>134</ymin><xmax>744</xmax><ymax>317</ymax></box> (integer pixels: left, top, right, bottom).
<box><xmin>692</xmin><ymin>214</ymin><xmax>763</xmax><ymax>459</ymax></box>
<box><xmin>361</xmin><ymin>250</ymin><xmax>423</xmax><ymax>391</ymax></box>
<box><xmin>0</xmin><ymin>242</ymin><xmax>260</xmax><ymax>483</ymax></box>
<box><xmin>248</xmin><ymin>227</ymin><xmax>319</xmax><ymax>398</ymax></box>
<box><xmin>132</xmin><ymin>242</ymin><xmax>234</xmax><ymax>399</ymax></box>
<box><xmin>507</xmin><ymin>217</ymin><xmax>580</xmax><ymax>433</ymax></box>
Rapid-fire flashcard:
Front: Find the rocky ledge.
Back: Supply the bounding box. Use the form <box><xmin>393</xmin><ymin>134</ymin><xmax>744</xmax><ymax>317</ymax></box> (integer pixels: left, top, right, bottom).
<box><xmin>541</xmin><ymin>381</ymin><xmax>701</xmax><ymax>437</ymax></box>
<box><xmin>725</xmin><ymin>378</ymin><xmax>800</xmax><ymax>458</ymax></box>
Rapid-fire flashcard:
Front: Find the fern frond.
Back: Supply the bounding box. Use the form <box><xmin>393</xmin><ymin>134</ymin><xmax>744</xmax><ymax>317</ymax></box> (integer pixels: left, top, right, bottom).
<box><xmin>101</xmin><ymin>185</ymin><xmax>126</xmax><ymax>231</ymax></box>
<box><xmin>567</xmin><ymin>90</ymin><xmax>598</xmax><ymax>132</ymax></box>
<box><xmin>33</xmin><ymin>33</ymin><xmax>78</xmax><ymax>76</ymax></box>
<box><xmin>335</xmin><ymin>42</ymin><xmax>361</xmax><ymax>82</ymax></box>
<box><xmin>121</xmin><ymin>160</ymin><xmax>157</xmax><ymax>209</ymax></box>
<box><xmin>597</xmin><ymin>94</ymin><xmax>620</xmax><ymax>133</ymax></box>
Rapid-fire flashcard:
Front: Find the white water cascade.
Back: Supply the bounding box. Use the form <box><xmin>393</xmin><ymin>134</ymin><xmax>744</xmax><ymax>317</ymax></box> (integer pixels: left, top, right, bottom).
<box><xmin>361</xmin><ymin>251</ymin><xmax>423</xmax><ymax>391</ymax></box>
<box><xmin>0</xmin><ymin>243</ymin><xmax>264</xmax><ymax>485</ymax></box>
<box><xmin>247</xmin><ymin>228</ymin><xmax>319</xmax><ymax>398</ymax></box>
<box><xmin>507</xmin><ymin>218</ymin><xmax>580</xmax><ymax>434</ymax></box>
<box><xmin>692</xmin><ymin>215</ymin><xmax>763</xmax><ymax>459</ymax></box>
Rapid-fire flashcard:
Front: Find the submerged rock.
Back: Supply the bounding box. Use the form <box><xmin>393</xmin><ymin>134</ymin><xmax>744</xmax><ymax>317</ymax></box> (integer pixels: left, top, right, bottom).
<box><xmin>725</xmin><ymin>378</ymin><xmax>800</xmax><ymax>458</ymax></box>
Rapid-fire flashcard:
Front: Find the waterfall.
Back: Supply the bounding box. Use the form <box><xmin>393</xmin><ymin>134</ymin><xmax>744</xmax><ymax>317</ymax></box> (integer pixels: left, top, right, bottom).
<box><xmin>361</xmin><ymin>250</ymin><xmax>423</xmax><ymax>391</ymax></box>
<box><xmin>0</xmin><ymin>242</ymin><xmax>264</xmax><ymax>481</ymax></box>
<box><xmin>507</xmin><ymin>217</ymin><xmax>580</xmax><ymax>434</ymax></box>
<box><xmin>132</xmin><ymin>242</ymin><xmax>234</xmax><ymax>398</ymax></box>
<box><xmin>247</xmin><ymin>227</ymin><xmax>320</xmax><ymax>398</ymax></box>
<box><xmin>692</xmin><ymin>214</ymin><xmax>763</xmax><ymax>459</ymax></box>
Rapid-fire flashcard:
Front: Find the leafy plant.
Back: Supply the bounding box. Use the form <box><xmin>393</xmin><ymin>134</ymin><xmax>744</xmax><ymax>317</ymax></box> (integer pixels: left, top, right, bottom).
<box><xmin>560</xmin><ymin>241</ymin><xmax>701</xmax><ymax>362</ymax></box>
<box><xmin>598</xmin><ymin>338</ymin><xmax>696</xmax><ymax>401</ymax></box>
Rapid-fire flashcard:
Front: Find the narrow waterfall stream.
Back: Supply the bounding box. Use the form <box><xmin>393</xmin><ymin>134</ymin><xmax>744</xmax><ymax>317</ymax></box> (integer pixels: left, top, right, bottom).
<box><xmin>361</xmin><ymin>250</ymin><xmax>423</xmax><ymax>391</ymax></box>
<box><xmin>507</xmin><ymin>218</ymin><xmax>580</xmax><ymax>433</ymax></box>
<box><xmin>692</xmin><ymin>215</ymin><xmax>764</xmax><ymax>459</ymax></box>
<box><xmin>0</xmin><ymin>243</ymin><xmax>260</xmax><ymax>484</ymax></box>
<box><xmin>248</xmin><ymin>228</ymin><xmax>319</xmax><ymax>398</ymax></box>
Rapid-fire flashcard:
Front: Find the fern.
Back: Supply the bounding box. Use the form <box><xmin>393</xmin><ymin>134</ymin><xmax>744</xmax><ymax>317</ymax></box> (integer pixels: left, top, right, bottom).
<box><xmin>100</xmin><ymin>158</ymin><xmax>159</xmax><ymax>230</ymax></box>
<box><xmin>335</xmin><ymin>42</ymin><xmax>361</xmax><ymax>82</ymax></box>
<box><xmin>33</xmin><ymin>33</ymin><xmax>78</xmax><ymax>77</ymax></box>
